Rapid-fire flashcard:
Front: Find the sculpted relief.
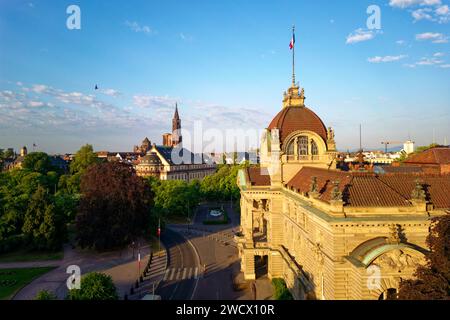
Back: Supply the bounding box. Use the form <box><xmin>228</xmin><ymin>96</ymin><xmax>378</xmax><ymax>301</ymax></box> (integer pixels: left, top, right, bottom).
<box><xmin>371</xmin><ymin>249</ymin><xmax>425</xmax><ymax>273</ymax></box>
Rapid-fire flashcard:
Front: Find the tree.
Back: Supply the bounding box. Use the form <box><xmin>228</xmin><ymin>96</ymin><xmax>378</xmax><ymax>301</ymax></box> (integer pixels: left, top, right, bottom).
<box><xmin>397</xmin><ymin>214</ymin><xmax>450</xmax><ymax>300</ymax></box>
<box><xmin>200</xmin><ymin>163</ymin><xmax>248</xmax><ymax>201</ymax></box>
<box><xmin>35</xmin><ymin>290</ymin><xmax>57</xmax><ymax>300</ymax></box>
<box><xmin>151</xmin><ymin>180</ymin><xmax>200</xmax><ymax>219</ymax></box>
<box><xmin>22</xmin><ymin>152</ymin><xmax>54</xmax><ymax>174</ymax></box>
<box><xmin>22</xmin><ymin>186</ymin><xmax>66</xmax><ymax>250</ymax></box>
<box><xmin>76</xmin><ymin>162</ymin><xmax>153</xmax><ymax>250</ymax></box>
<box><xmin>70</xmin><ymin>144</ymin><xmax>98</xmax><ymax>174</ymax></box>
<box><xmin>67</xmin><ymin>272</ymin><xmax>118</xmax><ymax>300</ymax></box>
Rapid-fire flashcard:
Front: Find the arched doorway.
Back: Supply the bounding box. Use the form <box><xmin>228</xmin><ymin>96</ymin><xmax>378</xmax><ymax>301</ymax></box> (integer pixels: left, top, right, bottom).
<box><xmin>378</xmin><ymin>288</ymin><xmax>398</xmax><ymax>300</ymax></box>
<box><xmin>254</xmin><ymin>255</ymin><xmax>268</xmax><ymax>279</ymax></box>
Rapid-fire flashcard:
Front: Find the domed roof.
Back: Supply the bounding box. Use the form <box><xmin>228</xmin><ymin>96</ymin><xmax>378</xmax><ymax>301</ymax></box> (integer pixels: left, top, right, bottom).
<box><xmin>140</xmin><ymin>152</ymin><xmax>161</xmax><ymax>165</ymax></box>
<box><xmin>268</xmin><ymin>106</ymin><xmax>328</xmax><ymax>144</ymax></box>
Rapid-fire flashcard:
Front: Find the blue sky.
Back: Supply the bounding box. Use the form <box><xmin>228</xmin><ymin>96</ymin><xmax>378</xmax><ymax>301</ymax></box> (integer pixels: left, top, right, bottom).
<box><xmin>0</xmin><ymin>0</ymin><xmax>449</xmax><ymax>154</ymax></box>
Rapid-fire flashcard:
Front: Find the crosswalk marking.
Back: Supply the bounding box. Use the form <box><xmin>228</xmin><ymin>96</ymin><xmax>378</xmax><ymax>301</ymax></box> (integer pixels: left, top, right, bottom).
<box><xmin>169</xmin><ymin>268</ymin><xmax>176</xmax><ymax>281</ymax></box>
<box><xmin>163</xmin><ymin>269</ymin><xmax>170</xmax><ymax>281</ymax></box>
<box><xmin>162</xmin><ymin>267</ymin><xmax>201</xmax><ymax>281</ymax></box>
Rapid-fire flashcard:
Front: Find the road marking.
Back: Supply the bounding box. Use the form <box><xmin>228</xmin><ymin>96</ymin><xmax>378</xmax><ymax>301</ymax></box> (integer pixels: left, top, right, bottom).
<box><xmin>188</xmin><ymin>268</ymin><xmax>193</xmax><ymax>279</ymax></box>
<box><xmin>182</xmin><ymin>268</ymin><xmax>187</xmax><ymax>280</ymax></box>
<box><xmin>163</xmin><ymin>269</ymin><xmax>170</xmax><ymax>281</ymax></box>
<box><xmin>176</xmin><ymin>268</ymin><xmax>182</xmax><ymax>280</ymax></box>
<box><xmin>169</xmin><ymin>268</ymin><xmax>176</xmax><ymax>281</ymax></box>
<box><xmin>194</xmin><ymin>267</ymin><xmax>198</xmax><ymax>279</ymax></box>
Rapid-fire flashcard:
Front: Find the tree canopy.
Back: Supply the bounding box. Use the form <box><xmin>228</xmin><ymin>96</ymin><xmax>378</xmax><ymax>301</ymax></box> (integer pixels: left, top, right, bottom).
<box><xmin>397</xmin><ymin>214</ymin><xmax>450</xmax><ymax>300</ymax></box>
<box><xmin>67</xmin><ymin>272</ymin><xmax>118</xmax><ymax>300</ymax></box>
<box><xmin>22</xmin><ymin>152</ymin><xmax>54</xmax><ymax>174</ymax></box>
<box><xmin>76</xmin><ymin>161</ymin><xmax>154</xmax><ymax>250</ymax></box>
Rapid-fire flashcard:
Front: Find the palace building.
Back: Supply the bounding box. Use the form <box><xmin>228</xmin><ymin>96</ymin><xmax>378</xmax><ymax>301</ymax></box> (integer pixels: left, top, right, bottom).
<box><xmin>236</xmin><ymin>46</ymin><xmax>450</xmax><ymax>300</ymax></box>
<box><xmin>134</xmin><ymin>104</ymin><xmax>216</xmax><ymax>181</ymax></box>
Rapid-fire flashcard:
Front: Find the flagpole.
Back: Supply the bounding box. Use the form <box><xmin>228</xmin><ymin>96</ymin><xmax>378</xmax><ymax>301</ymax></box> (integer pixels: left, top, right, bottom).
<box><xmin>292</xmin><ymin>25</ymin><xmax>295</xmax><ymax>86</ymax></box>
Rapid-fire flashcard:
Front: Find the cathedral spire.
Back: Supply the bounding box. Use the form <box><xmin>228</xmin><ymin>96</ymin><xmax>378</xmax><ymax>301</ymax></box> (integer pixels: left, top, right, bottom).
<box><xmin>172</xmin><ymin>103</ymin><xmax>182</xmax><ymax>147</ymax></box>
<box><xmin>174</xmin><ymin>102</ymin><xmax>179</xmax><ymax>119</ymax></box>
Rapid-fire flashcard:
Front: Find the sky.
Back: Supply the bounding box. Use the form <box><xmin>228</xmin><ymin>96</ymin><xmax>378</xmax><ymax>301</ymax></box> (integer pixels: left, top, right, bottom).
<box><xmin>0</xmin><ymin>0</ymin><xmax>449</xmax><ymax>154</ymax></box>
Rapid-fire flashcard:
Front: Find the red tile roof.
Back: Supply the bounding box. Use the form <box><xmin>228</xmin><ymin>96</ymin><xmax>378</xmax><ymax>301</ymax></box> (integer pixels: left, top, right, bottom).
<box><xmin>286</xmin><ymin>167</ymin><xmax>450</xmax><ymax>209</ymax></box>
<box><xmin>404</xmin><ymin>147</ymin><xmax>450</xmax><ymax>165</ymax></box>
<box><xmin>246</xmin><ymin>167</ymin><xmax>271</xmax><ymax>186</ymax></box>
<box><xmin>267</xmin><ymin>106</ymin><xmax>328</xmax><ymax>145</ymax></box>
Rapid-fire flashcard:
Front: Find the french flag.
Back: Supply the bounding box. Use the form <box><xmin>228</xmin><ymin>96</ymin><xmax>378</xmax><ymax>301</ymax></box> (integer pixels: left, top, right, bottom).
<box><xmin>289</xmin><ymin>33</ymin><xmax>295</xmax><ymax>50</ymax></box>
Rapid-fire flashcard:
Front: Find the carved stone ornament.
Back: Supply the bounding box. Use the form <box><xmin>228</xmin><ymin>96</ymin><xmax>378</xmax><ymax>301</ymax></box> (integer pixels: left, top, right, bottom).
<box><xmin>372</xmin><ymin>249</ymin><xmax>425</xmax><ymax>272</ymax></box>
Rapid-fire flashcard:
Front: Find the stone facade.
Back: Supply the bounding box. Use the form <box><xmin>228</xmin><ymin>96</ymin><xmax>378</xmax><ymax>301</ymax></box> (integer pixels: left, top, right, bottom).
<box><xmin>236</xmin><ymin>82</ymin><xmax>448</xmax><ymax>300</ymax></box>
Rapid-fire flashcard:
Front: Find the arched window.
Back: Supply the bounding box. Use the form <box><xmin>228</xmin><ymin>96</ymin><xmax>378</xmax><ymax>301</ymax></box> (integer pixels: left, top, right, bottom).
<box><xmin>287</xmin><ymin>141</ymin><xmax>295</xmax><ymax>155</ymax></box>
<box><xmin>298</xmin><ymin>136</ymin><xmax>308</xmax><ymax>156</ymax></box>
<box><xmin>311</xmin><ymin>139</ymin><xmax>319</xmax><ymax>155</ymax></box>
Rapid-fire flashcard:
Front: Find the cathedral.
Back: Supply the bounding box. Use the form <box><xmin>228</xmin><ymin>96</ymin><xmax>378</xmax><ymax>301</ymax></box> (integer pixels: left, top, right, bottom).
<box><xmin>236</xmin><ymin>49</ymin><xmax>450</xmax><ymax>300</ymax></box>
<box><xmin>134</xmin><ymin>104</ymin><xmax>216</xmax><ymax>181</ymax></box>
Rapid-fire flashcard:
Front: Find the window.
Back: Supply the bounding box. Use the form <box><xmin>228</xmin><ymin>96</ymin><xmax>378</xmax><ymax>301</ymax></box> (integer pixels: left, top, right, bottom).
<box><xmin>287</xmin><ymin>141</ymin><xmax>295</xmax><ymax>155</ymax></box>
<box><xmin>298</xmin><ymin>136</ymin><xmax>308</xmax><ymax>156</ymax></box>
<box><xmin>311</xmin><ymin>139</ymin><xmax>319</xmax><ymax>155</ymax></box>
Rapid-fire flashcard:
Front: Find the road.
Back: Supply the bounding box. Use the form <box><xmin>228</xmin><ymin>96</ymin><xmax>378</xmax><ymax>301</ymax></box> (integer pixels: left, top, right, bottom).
<box><xmin>156</xmin><ymin>228</ymin><xmax>200</xmax><ymax>300</ymax></box>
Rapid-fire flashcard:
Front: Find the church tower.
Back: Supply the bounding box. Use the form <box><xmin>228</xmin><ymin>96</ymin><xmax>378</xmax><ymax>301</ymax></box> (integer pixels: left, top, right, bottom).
<box><xmin>172</xmin><ymin>103</ymin><xmax>182</xmax><ymax>147</ymax></box>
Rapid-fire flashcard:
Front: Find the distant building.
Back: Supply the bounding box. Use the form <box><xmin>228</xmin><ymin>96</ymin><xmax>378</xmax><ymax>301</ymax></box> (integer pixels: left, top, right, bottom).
<box><xmin>403</xmin><ymin>140</ymin><xmax>415</xmax><ymax>155</ymax></box>
<box><xmin>135</xmin><ymin>105</ymin><xmax>216</xmax><ymax>181</ymax></box>
<box><xmin>49</xmin><ymin>155</ymin><xmax>69</xmax><ymax>173</ymax></box>
<box><xmin>401</xmin><ymin>147</ymin><xmax>450</xmax><ymax>174</ymax></box>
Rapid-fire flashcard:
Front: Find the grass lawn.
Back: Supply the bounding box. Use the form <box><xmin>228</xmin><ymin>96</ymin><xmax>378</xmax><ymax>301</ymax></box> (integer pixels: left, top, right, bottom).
<box><xmin>0</xmin><ymin>267</ymin><xmax>56</xmax><ymax>300</ymax></box>
<box><xmin>0</xmin><ymin>249</ymin><xmax>63</xmax><ymax>263</ymax></box>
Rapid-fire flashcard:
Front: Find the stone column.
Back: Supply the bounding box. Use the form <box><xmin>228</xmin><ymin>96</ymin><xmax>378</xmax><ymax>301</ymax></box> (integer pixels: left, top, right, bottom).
<box><xmin>243</xmin><ymin>252</ymin><xmax>256</xmax><ymax>280</ymax></box>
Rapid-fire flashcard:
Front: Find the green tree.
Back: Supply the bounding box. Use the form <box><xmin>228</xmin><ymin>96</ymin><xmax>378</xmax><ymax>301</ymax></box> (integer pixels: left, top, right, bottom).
<box><xmin>151</xmin><ymin>179</ymin><xmax>199</xmax><ymax>219</ymax></box>
<box><xmin>70</xmin><ymin>144</ymin><xmax>98</xmax><ymax>174</ymax></box>
<box><xmin>67</xmin><ymin>272</ymin><xmax>118</xmax><ymax>300</ymax></box>
<box><xmin>76</xmin><ymin>162</ymin><xmax>153</xmax><ymax>250</ymax></box>
<box><xmin>22</xmin><ymin>186</ymin><xmax>66</xmax><ymax>250</ymax></box>
<box><xmin>397</xmin><ymin>214</ymin><xmax>450</xmax><ymax>300</ymax></box>
<box><xmin>35</xmin><ymin>290</ymin><xmax>57</xmax><ymax>300</ymax></box>
<box><xmin>22</xmin><ymin>152</ymin><xmax>54</xmax><ymax>174</ymax></box>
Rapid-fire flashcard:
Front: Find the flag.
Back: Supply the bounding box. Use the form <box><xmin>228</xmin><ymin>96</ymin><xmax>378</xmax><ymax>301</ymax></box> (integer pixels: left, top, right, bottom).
<box><xmin>289</xmin><ymin>33</ymin><xmax>295</xmax><ymax>50</ymax></box>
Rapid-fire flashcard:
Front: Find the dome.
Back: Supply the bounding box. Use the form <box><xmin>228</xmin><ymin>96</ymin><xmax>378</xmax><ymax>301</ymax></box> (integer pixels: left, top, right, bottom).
<box><xmin>140</xmin><ymin>152</ymin><xmax>161</xmax><ymax>165</ymax></box>
<box><xmin>268</xmin><ymin>106</ymin><xmax>328</xmax><ymax>145</ymax></box>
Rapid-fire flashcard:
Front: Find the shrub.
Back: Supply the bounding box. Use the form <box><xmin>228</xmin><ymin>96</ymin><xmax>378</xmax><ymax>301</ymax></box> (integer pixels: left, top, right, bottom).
<box><xmin>272</xmin><ymin>278</ymin><xmax>293</xmax><ymax>300</ymax></box>
<box><xmin>67</xmin><ymin>272</ymin><xmax>118</xmax><ymax>300</ymax></box>
<box><xmin>35</xmin><ymin>290</ymin><xmax>57</xmax><ymax>300</ymax></box>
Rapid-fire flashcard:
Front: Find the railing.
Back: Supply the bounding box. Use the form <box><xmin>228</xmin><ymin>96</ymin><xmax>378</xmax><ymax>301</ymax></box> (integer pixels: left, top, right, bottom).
<box><xmin>285</xmin><ymin>155</ymin><xmax>333</xmax><ymax>162</ymax></box>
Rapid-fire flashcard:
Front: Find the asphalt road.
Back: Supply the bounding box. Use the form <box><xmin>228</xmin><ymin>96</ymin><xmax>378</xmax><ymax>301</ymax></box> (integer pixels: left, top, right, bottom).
<box><xmin>156</xmin><ymin>228</ymin><xmax>200</xmax><ymax>300</ymax></box>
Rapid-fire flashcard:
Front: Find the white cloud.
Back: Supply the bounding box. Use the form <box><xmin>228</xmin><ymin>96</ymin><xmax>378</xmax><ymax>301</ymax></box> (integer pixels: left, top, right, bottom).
<box><xmin>416</xmin><ymin>57</ymin><xmax>444</xmax><ymax>65</ymax></box>
<box><xmin>368</xmin><ymin>55</ymin><xmax>408</xmax><ymax>63</ymax></box>
<box><xmin>346</xmin><ymin>29</ymin><xmax>375</xmax><ymax>44</ymax></box>
<box><xmin>440</xmin><ymin>64</ymin><xmax>450</xmax><ymax>68</ymax></box>
<box><xmin>412</xmin><ymin>8</ymin><xmax>434</xmax><ymax>21</ymax></box>
<box><xmin>416</xmin><ymin>32</ymin><xmax>448</xmax><ymax>43</ymax></box>
<box><xmin>436</xmin><ymin>4</ymin><xmax>449</xmax><ymax>14</ymax></box>
<box><xmin>125</xmin><ymin>21</ymin><xmax>156</xmax><ymax>35</ymax></box>
<box><xmin>389</xmin><ymin>0</ymin><xmax>441</xmax><ymax>9</ymax></box>
<box><xmin>100</xmin><ymin>88</ymin><xmax>121</xmax><ymax>97</ymax></box>
<box><xmin>434</xmin><ymin>52</ymin><xmax>445</xmax><ymax>56</ymax></box>
<box><xmin>396</xmin><ymin>40</ymin><xmax>406</xmax><ymax>45</ymax></box>
<box><xmin>29</xmin><ymin>101</ymin><xmax>45</xmax><ymax>108</ymax></box>
<box><xmin>133</xmin><ymin>94</ymin><xmax>178</xmax><ymax>109</ymax></box>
